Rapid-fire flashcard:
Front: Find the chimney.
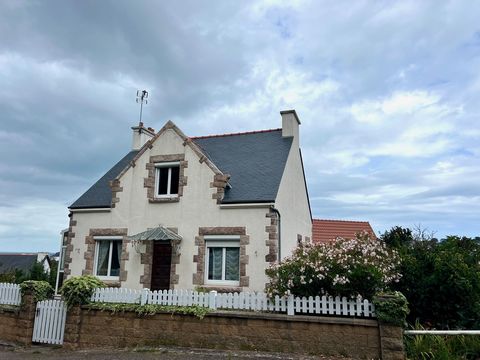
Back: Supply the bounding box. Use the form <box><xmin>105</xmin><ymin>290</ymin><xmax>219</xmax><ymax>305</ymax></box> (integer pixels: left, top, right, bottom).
<box><xmin>131</xmin><ymin>122</ymin><xmax>155</xmax><ymax>150</ymax></box>
<box><xmin>280</xmin><ymin>109</ymin><xmax>300</xmax><ymax>139</ymax></box>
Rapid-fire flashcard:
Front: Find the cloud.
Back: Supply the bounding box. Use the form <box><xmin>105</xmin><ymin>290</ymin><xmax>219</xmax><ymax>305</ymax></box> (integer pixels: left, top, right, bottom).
<box><xmin>0</xmin><ymin>0</ymin><xmax>479</xmax><ymax>252</ymax></box>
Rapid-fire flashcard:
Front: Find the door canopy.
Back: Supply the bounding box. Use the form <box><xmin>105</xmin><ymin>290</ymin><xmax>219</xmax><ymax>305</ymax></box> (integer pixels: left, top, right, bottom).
<box><xmin>128</xmin><ymin>226</ymin><xmax>182</xmax><ymax>253</ymax></box>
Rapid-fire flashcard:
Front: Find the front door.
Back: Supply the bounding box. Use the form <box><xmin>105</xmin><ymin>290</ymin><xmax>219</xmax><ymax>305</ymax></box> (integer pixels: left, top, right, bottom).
<box><xmin>151</xmin><ymin>241</ymin><xmax>172</xmax><ymax>291</ymax></box>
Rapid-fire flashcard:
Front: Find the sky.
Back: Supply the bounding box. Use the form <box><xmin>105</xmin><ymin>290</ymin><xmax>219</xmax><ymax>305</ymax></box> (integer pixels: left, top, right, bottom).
<box><xmin>0</xmin><ymin>0</ymin><xmax>479</xmax><ymax>252</ymax></box>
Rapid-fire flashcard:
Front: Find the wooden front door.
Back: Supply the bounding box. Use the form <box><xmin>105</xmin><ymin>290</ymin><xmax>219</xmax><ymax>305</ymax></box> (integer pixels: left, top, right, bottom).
<box><xmin>151</xmin><ymin>241</ymin><xmax>172</xmax><ymax>291</ymax></box>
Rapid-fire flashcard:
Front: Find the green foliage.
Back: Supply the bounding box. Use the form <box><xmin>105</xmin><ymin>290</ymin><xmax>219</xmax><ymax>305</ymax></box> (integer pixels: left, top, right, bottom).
<box><xmin>381</xmin><ymin>226</ymin><xmax>414</xmax><ymax>249</ymax></box>
<box><xmin>60</xmin><ymin>275</ymin><xmax>105</xmax><ymax>308</ymax></box>
<box><xmin>0</xmin><ymin>261</ymin><xmax>50</xmax><ymax>284</ymax></box>
<box><xmin>86</xmin><ymin>302</ymin><xmax>210</xmax><ymax>319</ymax></box>
<box><xmin>20</xmin><ymin>280</ymin><xmax>54</xmax><ymax>302</ymax></box>
<box><xmin>405</xmin><ymin>323</ymin><xmax>480</xmax><ymax>360</ymax></box>
<box><xmin>372</xmin><ymin>291</ymin><xmax>409</xmax><ymax>327</ymax></box>
<box><xmin>266</xmin><ymin>232</ymin><xmax>401</xmax><ymax>299</ymax></box>
<box><xmin>382</xmin><ymin>227</ymin><xmax>480</xmax><ymax>329</ymax></box>
<box><xmin>0</xmin><ymin>271</ymin><xmax>17</xmax><ymax>283</ymax></box>
<box><xmin>48</xmin><ymin>259</ymin><xmax>58</xmax><ymax>288</ymax></box>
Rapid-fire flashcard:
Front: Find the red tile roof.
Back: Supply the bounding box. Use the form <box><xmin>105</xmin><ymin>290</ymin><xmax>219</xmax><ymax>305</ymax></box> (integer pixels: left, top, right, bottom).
<box><xmin>312</xmin><ymin>219</ymin><xmax>376</xmax><ymax>244</ymax></box>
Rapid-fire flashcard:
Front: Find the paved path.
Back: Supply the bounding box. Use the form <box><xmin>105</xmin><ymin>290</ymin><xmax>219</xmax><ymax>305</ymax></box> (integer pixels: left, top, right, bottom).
<box><xmin>0</xmin><ymin>344</ymin><xmax>352</xmax><ymax>360</ymax></box>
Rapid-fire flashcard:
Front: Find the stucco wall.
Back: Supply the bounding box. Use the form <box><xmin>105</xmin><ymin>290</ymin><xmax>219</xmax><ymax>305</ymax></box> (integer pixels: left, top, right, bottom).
<box><xmin>68</xmin><ymin>127</ymin><xmax>274</xmax><ymax>292</ymax></box>
<box><xmin>275</xmin><ymin>135</ymin><xmax>312</xmax><ymax>259</ymax></box>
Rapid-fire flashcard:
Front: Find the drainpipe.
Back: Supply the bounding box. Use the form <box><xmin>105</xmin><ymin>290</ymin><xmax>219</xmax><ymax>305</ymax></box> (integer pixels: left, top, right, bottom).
<box><xmin>270</xmin><ymin>206</ymin><xmax>281</xmax><ymax>261</ymax></box>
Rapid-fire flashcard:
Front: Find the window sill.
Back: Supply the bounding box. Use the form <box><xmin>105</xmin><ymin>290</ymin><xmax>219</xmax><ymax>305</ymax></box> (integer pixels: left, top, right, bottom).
<box><xmin>99</xmin><ymin>280</ymin><xmax>121</xmax><ymax>288</ymax></box>
<box><xmin>201</xmin><ymin>285</ymin><xmax>242</xmax><ymax>293</ymax></box>
<box><xmin>150</xmin><ymin>197</ymin><xmax>180</xmax><ymax>203</ymax></box>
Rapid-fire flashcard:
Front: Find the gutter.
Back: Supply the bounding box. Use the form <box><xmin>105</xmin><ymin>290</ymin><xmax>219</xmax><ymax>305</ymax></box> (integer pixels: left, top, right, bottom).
<box><xmin>270</xmin><ymin>206</ymin><xmax>281</xmax><ymax>261</ymax></box>
<box><xmin>69</xmin><ymin>207</ymin><xmax>111</xmax><ymax>213</ymax></box>
<box><xmin>219</xmin><ymin>202</ymin><xmax>274</xmax><ymax>209</ymax></box>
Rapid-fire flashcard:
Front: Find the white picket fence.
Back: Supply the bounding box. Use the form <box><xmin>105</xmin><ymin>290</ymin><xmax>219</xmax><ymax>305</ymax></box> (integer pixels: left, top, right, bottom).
<box><xmin>91</xmin><ymin>288</ymin><xmax>375</xmax><ymax>318</ymax></box>
<box><xmin>0</xmin><ymin>282</ymin><xmax>21</xmax><ymax>305</ymax></box>
<box><xmin>32</xmin><ymin>299</ymin><xmax>67</xmax><ymax>345</ymax></box>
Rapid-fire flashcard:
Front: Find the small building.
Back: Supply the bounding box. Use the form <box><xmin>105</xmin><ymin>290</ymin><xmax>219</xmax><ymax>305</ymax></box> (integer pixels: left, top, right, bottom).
<box><xmin>0</xmin><ymin>253</ymin><xmax>51</xmax><ymax>276</ymax></box>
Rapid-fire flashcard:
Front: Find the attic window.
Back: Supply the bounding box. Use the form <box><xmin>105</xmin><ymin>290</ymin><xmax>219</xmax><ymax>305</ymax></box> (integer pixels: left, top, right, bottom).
<box><xmin>155</xmin><ymin>162</ymin><xmax>180</xmax><ymax>197</ymax></box>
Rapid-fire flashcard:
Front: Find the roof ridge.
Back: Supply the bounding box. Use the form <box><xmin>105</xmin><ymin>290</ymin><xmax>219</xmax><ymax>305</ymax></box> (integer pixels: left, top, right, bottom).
<box><xmin>190</xmin><ymin>128</ymin><xmax>282</xmax><ymax>140</ymax></box>
<box><xmin>313</xmin><ymin>218</ymin><xmax>370</xmax><ymax>224</ymax></box>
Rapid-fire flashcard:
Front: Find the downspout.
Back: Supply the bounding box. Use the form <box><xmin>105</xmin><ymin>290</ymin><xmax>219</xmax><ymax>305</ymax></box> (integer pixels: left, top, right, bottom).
<box><xmin>270</xmin><ymin>206</ymin><xmax>281</xmax><ymax>261</ymax></box>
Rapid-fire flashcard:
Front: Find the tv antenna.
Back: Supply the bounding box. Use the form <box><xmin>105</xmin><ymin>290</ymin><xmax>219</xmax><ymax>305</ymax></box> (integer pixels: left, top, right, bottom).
<box><xmin>136</xmin><ymin>90</ymin><xmax>149</xmax><ymax>124</ymax></box>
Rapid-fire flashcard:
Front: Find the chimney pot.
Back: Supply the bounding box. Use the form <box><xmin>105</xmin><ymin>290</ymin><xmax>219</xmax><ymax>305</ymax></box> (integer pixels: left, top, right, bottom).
<box><xmin>131</xmin><ymin>123</ymin><xmax>154</xmax><ymax>150</ymax></box>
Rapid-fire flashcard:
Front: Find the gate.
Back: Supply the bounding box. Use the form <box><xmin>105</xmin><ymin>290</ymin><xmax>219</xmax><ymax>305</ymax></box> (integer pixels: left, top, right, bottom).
<box><xmin>32</xmin><ymin>299</ymin><xmax>67</xmax><ymax>344</ymax></box>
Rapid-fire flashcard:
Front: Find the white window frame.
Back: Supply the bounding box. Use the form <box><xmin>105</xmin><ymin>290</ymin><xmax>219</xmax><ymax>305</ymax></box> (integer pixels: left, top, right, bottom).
<box><xmin>204</xmin><ymin>235</ymin><xmax>240</xmax><ymax>286</ymax></box>
<box><xmin>154</xmin><ymin>161</ymin><xmax>180</xmax><ymax>198</ymax></box>
<box><xmin>93</xmin><ymin>236</ymin><xmax>123</xmax><ymax>280</ymax></box>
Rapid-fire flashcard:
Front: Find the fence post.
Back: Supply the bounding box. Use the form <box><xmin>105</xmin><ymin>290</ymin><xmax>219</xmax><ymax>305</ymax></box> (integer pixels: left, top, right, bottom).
<box><xmin>287</xmin><ymin>295</ymin><xmax>295</xmax><ymax>316</ymax></box>
<box><xmin>208</xmin><ymin>291</ymin><xmax>217</xmax><ymax>310</ymax></box>
<box><xmin>140</xmin><ymin>288</ymin><xmax>149</xmax><ymax>305</ymax></box>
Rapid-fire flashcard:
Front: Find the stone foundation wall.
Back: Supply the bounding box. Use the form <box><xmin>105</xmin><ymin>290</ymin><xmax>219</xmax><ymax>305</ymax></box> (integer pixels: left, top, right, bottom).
<box><xmin>0</xmin><ymin>292</ymin><xmax>36</xmax><ymax>345</ymax></box>
<box><xmin>62</xmin><ymin>307</ymin><xmax>403</xmax><ymax>359</ymax></box>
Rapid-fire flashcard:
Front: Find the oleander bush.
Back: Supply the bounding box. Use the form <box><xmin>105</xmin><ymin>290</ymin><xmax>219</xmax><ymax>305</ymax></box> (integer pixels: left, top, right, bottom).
<box><xmin>265</xmin><ymin>232</ymin><xmax>401</xmax><ymax>299</ymax></box>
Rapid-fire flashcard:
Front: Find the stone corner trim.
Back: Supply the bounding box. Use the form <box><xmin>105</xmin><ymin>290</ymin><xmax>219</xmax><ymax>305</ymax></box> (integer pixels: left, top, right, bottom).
<box><xmin>144</xmin><ymin>154</ymin><xmax>188</xmax><ymax>202</ymax></box>
<box><xmin>193</xmin><ymin>227</ymin><xmax>249</xmax><ymax>288</ymax></box>
<box><xmin>63</xmin><ymin>215</ymin><xmax>77</xmax><ymax>277</ymax></box>
<box><xmin>265</xmin><ymin>210</ymin><xmax>279</xmax><ymax>263</ymax></box>
<box><xmin>210</xmin><ymin>174</ymin><xmax>230</xmax><ymax>204</ymax></box>
<box><xmin>83</xmin><ymin>228</ymin><xmax>129</xmax><ymax>283</ymax></box>
<box><xmin>140</xmin><ymin>241</ymin><xmax>153</xmax><ymax>289</ymax></box>
<box><xmin>109</xmin><ymin>179</ymin><xmax>123</xmax><ymax>208</ymax></box>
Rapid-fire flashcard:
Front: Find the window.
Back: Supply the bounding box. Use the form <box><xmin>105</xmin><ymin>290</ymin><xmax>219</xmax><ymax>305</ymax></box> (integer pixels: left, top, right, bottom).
<box><xmin>205</xmin><ymin>236</ymin><xmax>240</xmax><ymax>285</ymax></box>
<box><xmin>155</xmin><ymin>162</ymin><xmax>180</xmax><ymax>197</ymax></box>
<box><xmin>94</xmin><ymin>237</ymin><xmax>122</xmax><ymax>279</ymax></box>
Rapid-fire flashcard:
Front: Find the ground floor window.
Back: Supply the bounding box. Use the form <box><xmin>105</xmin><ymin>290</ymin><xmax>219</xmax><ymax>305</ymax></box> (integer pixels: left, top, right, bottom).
<box><xmin>94</xmin><ymin>237</ymin><xmax>122</xmax><ymax>279</ymax></box>
<box><xmin>205</xmin><ymin>236</ymin><xmax>240</xmax><ymax>285</ymax></box>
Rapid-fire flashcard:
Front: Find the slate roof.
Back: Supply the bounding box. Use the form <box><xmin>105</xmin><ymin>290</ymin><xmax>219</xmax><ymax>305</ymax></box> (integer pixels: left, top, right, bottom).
<box><xmin>193</xmin><ymin>129</ymin><xmax>293</xmax><ymax>203</ymax></box>
<box><xmin>70</xmin><ymin>128</ymin><xmax>293</xmax><ymax>209</ymax></box>
<box><xmin>312</xmin><ymin>219</ymin><xmax>377</xmax><ymax>244</ymax></box>
<box><xmin>0</xmin><ymin>254</ymin><xmax>41</xmax><ymax>274</ymax></box>
<box><xmin>70</xmin><ymin>151</ymin><xmax>138</xmax><ymax>209</ymax></box>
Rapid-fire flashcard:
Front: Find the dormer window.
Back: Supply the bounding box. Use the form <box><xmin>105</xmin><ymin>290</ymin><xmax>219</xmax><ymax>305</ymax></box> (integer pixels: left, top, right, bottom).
<box><xmin>155</xmin><ymin>162</ymin><xmax>180</xmax><ymax>197</ymax></box>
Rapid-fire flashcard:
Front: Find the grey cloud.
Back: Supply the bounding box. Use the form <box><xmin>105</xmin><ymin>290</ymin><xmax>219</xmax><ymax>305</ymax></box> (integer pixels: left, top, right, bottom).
<box><xmin>0</xmin><ymin>0</ymin><xmax>479</xmax><ymax>251</ymax></box>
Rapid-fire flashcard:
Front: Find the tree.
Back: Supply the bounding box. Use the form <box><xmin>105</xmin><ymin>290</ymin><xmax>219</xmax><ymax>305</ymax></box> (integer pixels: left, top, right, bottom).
<box><xmin>382</xmin><ymin>227</ymin><xmax>480</xmax><ymax>329</ymax></box>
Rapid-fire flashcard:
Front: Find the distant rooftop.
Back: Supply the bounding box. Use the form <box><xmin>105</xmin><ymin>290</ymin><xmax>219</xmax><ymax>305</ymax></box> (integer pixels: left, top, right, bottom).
<box><xmin>312</xmin><ymin>219</ymin><xmax>376</xmax><ymax>243</ymax></box>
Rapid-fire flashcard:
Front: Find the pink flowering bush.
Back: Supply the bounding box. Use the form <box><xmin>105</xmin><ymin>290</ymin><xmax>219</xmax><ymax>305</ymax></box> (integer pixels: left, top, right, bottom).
<box><xmin>265</xmin><ymin>232</ymin><xmax>401</xmax><ymax>299</ymax></box>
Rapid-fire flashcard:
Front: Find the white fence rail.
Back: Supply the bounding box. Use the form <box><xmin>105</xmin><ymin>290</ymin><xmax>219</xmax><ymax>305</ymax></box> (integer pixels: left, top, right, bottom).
<box><xmin>91</xmin><ymin>288</ymin><xmax>375</xmax><ymax>318</ymax></box>
<box><xmin>0</xmin><ymin>282</ymin><xmax>21</xmax><ymax>305</ymax></box>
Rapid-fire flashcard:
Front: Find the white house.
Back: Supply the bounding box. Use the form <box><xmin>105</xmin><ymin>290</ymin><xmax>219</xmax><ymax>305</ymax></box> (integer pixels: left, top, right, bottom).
<box><xmin>64</xmin><ymin>110</ymin><xmax>311</xmax><ymax>292</ymax></box>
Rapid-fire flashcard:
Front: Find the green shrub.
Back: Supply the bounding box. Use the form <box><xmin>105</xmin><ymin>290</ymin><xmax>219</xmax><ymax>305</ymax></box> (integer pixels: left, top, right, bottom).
<box><xmin>86</xmin><ymin>302</ymin><xmax>210</xmax><ymax>319</ymax></box>
<box><xmin>405</xmin><ymin>323</ymin><xmax>480</xmax><ymax>360</ymax></box>
<box><xmin>60</xmin><ymin>275</ymin><xmax>105</xmax><ymax>308</ymax></box>
<box><xmin>372</xmin><ymin>291</ymin><xmax>409</xmax><ymax>327</ymax></box>
<box><xmin>20</xmin><ymin>280</ymin><xmax>54</xmax><ymax>302</ymax></box>
<box><xmin>266</xmin><ymin>232</ymin><xmax>401</xmax><ymax>299</ymax></box>
<box><xmin>382</xmin><ymin>227</ymin><xmax>480</xmax><ymax>329</ymax></box>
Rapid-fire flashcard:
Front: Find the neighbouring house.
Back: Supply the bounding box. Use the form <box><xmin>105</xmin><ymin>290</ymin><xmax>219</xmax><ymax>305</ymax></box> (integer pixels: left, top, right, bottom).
<box><xmin>64</xmin><ymin>110</ymin><xmax>312</xmax><ymax>292</ymax></box>
<box><xmin>312</xmin><ymin>219</ymin><xmax>376</xmax><ymax>244</ymax></box>
<box><xmin>0</xmin><ymin>253</ymin><xmax>51</xmax><ymax>276</ymax></box>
